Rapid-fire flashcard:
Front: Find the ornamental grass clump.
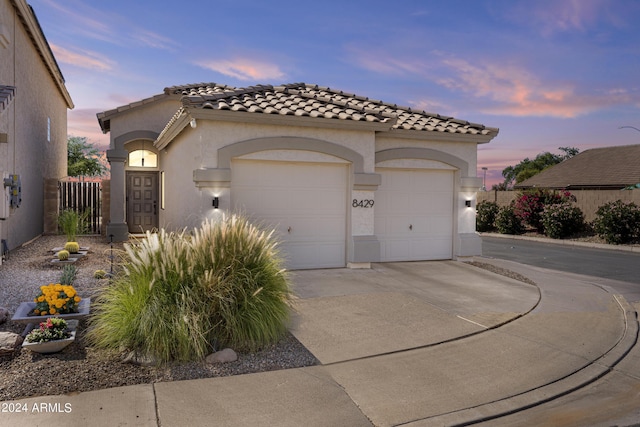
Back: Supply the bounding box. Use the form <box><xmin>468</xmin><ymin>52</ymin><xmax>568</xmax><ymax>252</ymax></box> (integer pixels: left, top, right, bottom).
<box><xmin>87</xmin><ymin>214</ymin><xmax>291</xmax><ymax>363</ymax></box>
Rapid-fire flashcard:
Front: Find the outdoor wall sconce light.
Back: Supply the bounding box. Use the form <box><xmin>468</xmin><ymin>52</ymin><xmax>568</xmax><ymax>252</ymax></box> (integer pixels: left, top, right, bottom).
<box><xmin>212</xmin><ymin>197</ymin><xmax>219</xmax><ymax>209</ymax></box>
<box><xmin>465</xmin><ymin>200</ymin><xmax>472</xmax><ymax>208</ymax></box>
<box><xmin>190</xmin><ymin>118</ymin><xmax>197</xmax><ymax>128</ymax></box>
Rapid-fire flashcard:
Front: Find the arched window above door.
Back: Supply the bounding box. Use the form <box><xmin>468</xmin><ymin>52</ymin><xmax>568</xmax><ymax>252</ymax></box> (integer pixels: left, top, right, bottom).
<box><xmin>128</xmin><ymin>149</ymin><xmax>157</xmax><ymax>167</ymax></box>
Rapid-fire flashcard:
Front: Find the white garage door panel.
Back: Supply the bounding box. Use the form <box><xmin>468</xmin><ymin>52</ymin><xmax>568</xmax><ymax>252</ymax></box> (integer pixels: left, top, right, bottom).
<box><xmin>375</xmin><ymin>168</ymin><xmax>454</xmax><ymax>262</ymax></box>
<box><xmin>232</xmin><ymin>160</ymin><xmax>347</xmax><ymax>269</ymax></box>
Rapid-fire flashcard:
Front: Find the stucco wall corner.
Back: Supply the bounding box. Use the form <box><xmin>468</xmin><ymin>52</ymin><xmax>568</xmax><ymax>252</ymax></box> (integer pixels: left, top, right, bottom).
<box><xmin>456</xmin><ymin>232</ymin><xmax>482</xmax><ymax>258</ymax></box>
<box><xmin>350</xmin><ymin>235</ymin><xmax>381</xmax><ymax>263</ymax></box>
<box><xmin>460</xmin><ymin>177</ymin><xmax>483</xmax><ymax>191</ymax></box>
<box><xmin>192</xmin><ymin>168</ymin><xmax>231</xmax><ymax>188</ymax></box>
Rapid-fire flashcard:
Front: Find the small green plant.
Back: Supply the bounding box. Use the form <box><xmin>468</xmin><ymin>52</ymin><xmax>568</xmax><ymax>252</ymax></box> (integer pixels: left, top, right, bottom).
<box><xmin>58</xmin><ymin>209</ymin><xmax>90</xmax><ymax>242</ymax></box>
<box><xmin>87</xmin><ymin>214</ymin><xmax>291</xmax><ymax>363</ymax></box>
<box><xmin>57</xmin><ymin>250</ymin><xmax>70</xmax><ymax>261</ymax></box>
<box><xmin>94</xmin><ymin>269</ymin><xmax>107</xmax><ymax>279</ymax></box>
<box><xmin>64</xmin><ymin>241</ymin><xmax>80</xmax><ymax>254</ymax></box>
<box><xmin>495</xmin><ymin>204</ymin><xmax>524</xmax><ymax>235</ymax></box>
<box><xmin>541</xmin><ymin>202</ymin><xmax>585</xmax><ymax>239</ymax></box>
<box><xmin>476</xmin><ymin>201</ymin><xmax>499</xmax><ymax>232</ymax></box>
<box><xmin>60</xmin><ymin>264</ymin><xmax>77</xmax><ymax>285</ymax></box>
<box><xmin>593</xmin><ymin>200</ymin><xmax>640</xmax><ymax>244</ymax></box>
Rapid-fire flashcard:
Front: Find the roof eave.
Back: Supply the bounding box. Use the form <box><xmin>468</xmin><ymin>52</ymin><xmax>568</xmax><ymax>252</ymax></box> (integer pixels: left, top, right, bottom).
<box><xmin>97</xmin><ymin>93</ymin><xmax>172</xmax><ymax>134</ymax></box>
<box><xmin>153</xmin><ymin>107</ymin><xmax>397</xmax><ymax>151</ymax></box>
<box><xmin>376</xmin><ymin>128</ymin><xmax>498</xmax><ymax>143</ymax></box>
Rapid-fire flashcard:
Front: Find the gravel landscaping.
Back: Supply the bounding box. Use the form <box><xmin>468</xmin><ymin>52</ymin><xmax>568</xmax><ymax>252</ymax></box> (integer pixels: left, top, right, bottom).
<box><xmin>0</xmin><ymin>235</ymin><xmax>318</xmax><ymax>402</ymax></box>
<box><xmin>0</xmin><ymin>232</ymin><xmax>560</xmax><ymax>402</ymax></box>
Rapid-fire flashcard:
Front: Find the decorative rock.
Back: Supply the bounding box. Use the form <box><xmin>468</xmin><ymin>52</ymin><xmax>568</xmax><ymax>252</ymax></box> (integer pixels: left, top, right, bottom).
<box><xmin>0</xmin><ymin>307</ymin><xmax>9</xmax><ymax>324</ymax></box>
<box><xmin>205</xmin><ymin>348</ymin><xmax>238</xmax><ymax>364</ymax></box>
<box><xmin>121</xmin><ymin>351</ymin><xmax>158</xmax><ymax>367</ymax></box>
<box><xmin>0</xmin><ymin>331</ymin><xmax>23</xmax><ymax>356</ymax></box>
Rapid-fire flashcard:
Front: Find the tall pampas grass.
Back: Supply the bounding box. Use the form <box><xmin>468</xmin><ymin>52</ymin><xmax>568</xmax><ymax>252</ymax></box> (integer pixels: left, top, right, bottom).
<box><xmin>87</xmin><ymin>214</ymin><xmax>291</xmax><ymax>363</ymax></box>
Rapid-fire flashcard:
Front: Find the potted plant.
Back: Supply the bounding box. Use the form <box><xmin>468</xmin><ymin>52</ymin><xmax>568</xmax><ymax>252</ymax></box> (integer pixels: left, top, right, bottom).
<box><xmin>32</xmin><ymin>283</ymin><xmax>82</xmax><ymax>316</ymax></box>
<box><xmin>22</xmin><ymin>318</ymin><xmax>76</xmax><ymax>354</ymax></box>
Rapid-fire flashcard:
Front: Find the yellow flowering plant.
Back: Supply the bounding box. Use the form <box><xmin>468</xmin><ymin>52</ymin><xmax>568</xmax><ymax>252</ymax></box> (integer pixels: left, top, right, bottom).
<box><xmin>32</xmin><ymin>283</ymin><xmax>82</xmax><ymax>316</ymax></box>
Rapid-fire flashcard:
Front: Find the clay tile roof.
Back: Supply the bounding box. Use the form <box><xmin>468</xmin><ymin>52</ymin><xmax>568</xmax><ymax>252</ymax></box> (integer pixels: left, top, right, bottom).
<box><xmin>516</xmin><ymin>144</ymin><xmax>640</xmax><ymax>189</ymax></box>
<box><xmin>173</xmin><ymin>82</ymin><xmax>498</xmax><ymax>137</ymax></box>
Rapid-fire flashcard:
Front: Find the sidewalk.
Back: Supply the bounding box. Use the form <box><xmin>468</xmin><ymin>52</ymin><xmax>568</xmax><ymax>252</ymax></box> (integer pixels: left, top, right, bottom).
<box><xmin>0</xmin><ymin>260</ymin><xmax>636</xmax><ymax>427</ymax></box>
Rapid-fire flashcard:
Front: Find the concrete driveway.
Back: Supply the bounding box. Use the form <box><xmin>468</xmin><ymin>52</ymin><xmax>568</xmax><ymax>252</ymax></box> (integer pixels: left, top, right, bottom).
<box><xmin>288</xmin><ymin>261</ymin><xmax>540</xmax><ymax>364</ymax></box>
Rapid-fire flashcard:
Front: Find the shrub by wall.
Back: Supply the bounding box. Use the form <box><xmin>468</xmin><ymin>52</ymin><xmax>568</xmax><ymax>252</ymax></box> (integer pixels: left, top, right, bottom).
<box><xmin>593</xmin><ymin>200</ymin><xmax>640</xmax><ymax>244</ymax></box>
<box><xmin>476</xmin><ymin>201</ymin><xmax>499</xmax><ymax>232</ymax></box>
<box><xmin>495</xmin><ymin>205</ymin><xmax>524</xmax><ymax>235</ymax></box>
<box><xmin>541</xmin><ymin>202</ymin><xmax>585</xmax><ymax>239</ymax></box>
<box><xmin>513</xmin><ymin>189</ymin><xmax>575</xmax><ymax>232</ymax></box>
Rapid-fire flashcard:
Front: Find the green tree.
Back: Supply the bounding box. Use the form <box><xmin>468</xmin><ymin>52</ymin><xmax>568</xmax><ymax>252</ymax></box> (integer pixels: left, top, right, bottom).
<box><xmin>501</xmin><ymin>147</ymin><xmax>578</xmax><ymax>188</ymax></box>
<box><xmin>67</xmin><ymin>136</ymin><xmax>107</xmax><ymax>179</ymax></box>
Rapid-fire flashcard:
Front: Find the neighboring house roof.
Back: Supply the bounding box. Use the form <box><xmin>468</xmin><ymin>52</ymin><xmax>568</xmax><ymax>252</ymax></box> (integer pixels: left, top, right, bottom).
<box><xmin>516</xmin><ymin>144</ymin><xmax>640</xmax><ymax>190</ymax></box>
<box><xmin>10</xmin><ymin>0</ymin><xmax>73</xmax><ymax>109</ymax></box>
<box><xmin>98</xmin><ymin>82</ymin><xmax>500</xmax><ymax>146</ymax></box>
<box><xmin>0</xmin><ymin>85</ymin><xmax>16</xmax><ymax>113</ymax></box>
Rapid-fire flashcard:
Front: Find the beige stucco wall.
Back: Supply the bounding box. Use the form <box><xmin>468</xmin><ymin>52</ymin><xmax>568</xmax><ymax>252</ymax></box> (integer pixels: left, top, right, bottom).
<box><xmin>108</xmin><ymin>100</ymin><xmax>180</xmax><ymax>150</ymax></box>
<box><xmin>0</xmin><ymin>0</ymin><xmax>69</xmax><ymax>250</ymax></box>
<box><xmin>158</xmin><ymin>120</ymin><xmax>375</xmax><ymax>232</ymax></box>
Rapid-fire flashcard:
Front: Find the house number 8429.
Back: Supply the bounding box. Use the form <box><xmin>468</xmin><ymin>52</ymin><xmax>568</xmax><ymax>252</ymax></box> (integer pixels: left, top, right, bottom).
<box><xmin>352</xmin><ymin>199</ymin><xmax>374</xmax><ymax>208</ymax></box>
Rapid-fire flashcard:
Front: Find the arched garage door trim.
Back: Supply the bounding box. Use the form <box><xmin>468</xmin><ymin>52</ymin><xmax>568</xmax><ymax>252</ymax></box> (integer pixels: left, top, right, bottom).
<box><xmin>219</xmin><ymin>136</ymin><xmax>365</xmax><ymax>172</ymax></box>
<box><xmin>375</xmin><ymin>147</ymin><xmax>467</xmax><ymax>172</ymax></box>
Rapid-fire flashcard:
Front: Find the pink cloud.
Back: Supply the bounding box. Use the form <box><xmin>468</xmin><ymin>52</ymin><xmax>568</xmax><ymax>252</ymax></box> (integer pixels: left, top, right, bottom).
<box><xmin>196</xmin><ymin>58</ymin><xmax>285</xmax><ymax>81</ymax></box>
<box><xmin>68</xmin><ymin>108</ymin><xmax>109</xmax><ymax>149</ymax></box>
<box><xmin>51</xmin><ymin>44</ymin><xmax>114</xmax><ymax>71</ymax></box>
<box><xmin>435</xmin><ymin>56</ymin><xmax>636</xmax><ymax>118</ymax></box>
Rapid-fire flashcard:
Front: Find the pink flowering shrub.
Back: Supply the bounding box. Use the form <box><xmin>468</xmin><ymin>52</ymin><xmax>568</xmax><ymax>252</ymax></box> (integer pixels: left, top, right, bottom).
<box><xmin>514</xmin><ymin>189</ymin><xmax>576</xmax><ymax>232</ymax></box>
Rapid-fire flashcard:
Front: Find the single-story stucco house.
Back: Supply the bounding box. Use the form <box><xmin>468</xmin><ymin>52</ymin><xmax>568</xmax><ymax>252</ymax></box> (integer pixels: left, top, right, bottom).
<box><xmin>97</xmin><ymin>83</ymin><xmax>498</xmax><ymax>269</ymax></box>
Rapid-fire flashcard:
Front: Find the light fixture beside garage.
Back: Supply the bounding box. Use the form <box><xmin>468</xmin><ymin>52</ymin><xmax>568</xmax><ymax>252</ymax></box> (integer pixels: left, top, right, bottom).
<box><xmin>465</xmin><ymin>200</ymin><xmax>472</xmax><ymax>208</ymax></box>
<box><xmin>212</xmin><ymin>196</ymin><xmax>219</xmax><ymax>209</ymax></box>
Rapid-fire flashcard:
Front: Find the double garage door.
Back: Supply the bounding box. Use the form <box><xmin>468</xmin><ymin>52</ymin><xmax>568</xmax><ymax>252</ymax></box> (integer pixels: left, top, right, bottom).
<box><xmin>232</xmin><ymin>160</ymin><xmax>454</xmax><ymax>269</ymax></box>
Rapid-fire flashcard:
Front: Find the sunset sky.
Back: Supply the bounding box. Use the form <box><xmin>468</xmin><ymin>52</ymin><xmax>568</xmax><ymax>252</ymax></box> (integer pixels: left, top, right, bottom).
<box><xmin>30</xmin><ymin>0</ymin><xmax>640</xmax><ymax>187</ymax></box>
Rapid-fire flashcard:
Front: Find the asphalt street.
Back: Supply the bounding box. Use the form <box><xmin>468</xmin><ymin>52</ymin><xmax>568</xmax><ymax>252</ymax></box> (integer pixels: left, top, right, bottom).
<box><xmin>481</xmin><ymin>236</ymin><xmax>640</xmax><ymax>303</ymax></box>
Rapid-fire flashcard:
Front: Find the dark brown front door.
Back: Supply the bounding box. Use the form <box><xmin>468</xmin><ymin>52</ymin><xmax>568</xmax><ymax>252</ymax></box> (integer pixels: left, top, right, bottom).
<box><xmin>126</xmin><ymin>172</ymin><xmax>158</xmax><ymax>233</ymax></box>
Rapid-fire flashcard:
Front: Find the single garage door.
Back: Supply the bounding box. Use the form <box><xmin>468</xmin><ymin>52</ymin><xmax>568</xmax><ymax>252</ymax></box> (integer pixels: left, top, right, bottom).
<box><xmin>375</xmin><ymin>168</ymin><xmax>454</xmax><ymax>261</ymax></box>
<box><xmin>231</xmin><ymin>159</ymin><xmax>348</xmax><ymax>269</ymax></box>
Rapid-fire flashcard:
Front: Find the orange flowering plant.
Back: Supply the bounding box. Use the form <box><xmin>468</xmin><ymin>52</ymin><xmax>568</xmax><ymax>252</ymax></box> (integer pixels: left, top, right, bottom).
<box><xmin>33</xmin><ymin>283</ymin><xmax>82</xmax><ymax>315</ymax></box>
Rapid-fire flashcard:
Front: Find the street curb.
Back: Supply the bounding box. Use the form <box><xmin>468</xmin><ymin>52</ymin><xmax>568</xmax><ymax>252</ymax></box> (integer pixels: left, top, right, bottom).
<box><xmin>418</xmin><ymin>294</ymin><xmax>639</xmax><ymax>426</ymax></box>
<box><xmin>481</xmin><ymin>232</ymin><xmax>640</xmax><ymax>254</ymax></box>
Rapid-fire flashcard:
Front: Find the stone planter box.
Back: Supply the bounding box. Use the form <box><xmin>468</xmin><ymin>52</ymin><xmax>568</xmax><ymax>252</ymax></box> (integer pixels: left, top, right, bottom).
<box><xmin>11</xmin><ymin>298</ymin><xmax>91</xmax><ymax>325</ymax></box>
<box><xmin>22</xmin><ymin>331</ymin><xmax>76</xmax><ymax>354</ymax></box>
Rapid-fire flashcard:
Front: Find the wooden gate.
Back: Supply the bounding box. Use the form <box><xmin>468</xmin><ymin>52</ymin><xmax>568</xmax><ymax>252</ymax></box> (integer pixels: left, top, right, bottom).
<box><xmin>58</xmin><ymin>181</ymin><xmax>102</xmax><ymax>235</ymax></box>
